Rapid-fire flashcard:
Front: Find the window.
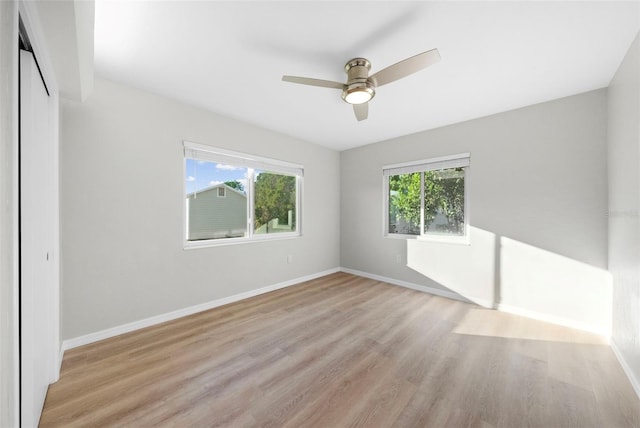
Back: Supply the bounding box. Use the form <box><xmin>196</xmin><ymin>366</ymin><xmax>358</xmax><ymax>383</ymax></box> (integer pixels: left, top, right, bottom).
<box><xmin>383</xmin><ymin>153</ymin><xmax>469</xmax><ymax>242</ymax></box>
<box><xmin>184</xmin><ymin>141</ymin><xmax>302</xmax><ymax>247</ymax></box>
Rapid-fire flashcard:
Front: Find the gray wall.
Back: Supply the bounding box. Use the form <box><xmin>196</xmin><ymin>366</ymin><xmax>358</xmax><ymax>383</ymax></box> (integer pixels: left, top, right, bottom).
<box><xmin>0</xmin><ymin>2</ymin><xmax>19</xmax><ymax>425</ymax></box>
<box><xmin>60</xmin><ymin>78</ymin><xmax>340</xmax><ymax>340</ymax></box>
<box><xmin>341</xmin><ymin>89</ymin><xmax>610</xmax><ymax>332</ymax></box>
<box><xmin>608</xmin><ymin>31</ymin><xmax>640</xmax><ymax>393</ymax></box>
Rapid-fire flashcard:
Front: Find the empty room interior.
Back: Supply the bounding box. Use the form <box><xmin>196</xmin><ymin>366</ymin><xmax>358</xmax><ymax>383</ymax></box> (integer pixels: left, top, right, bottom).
<box><xmin>2</xmin><ymin>1</ymin><xmax>640</xmax><ymax>426</ymax></box>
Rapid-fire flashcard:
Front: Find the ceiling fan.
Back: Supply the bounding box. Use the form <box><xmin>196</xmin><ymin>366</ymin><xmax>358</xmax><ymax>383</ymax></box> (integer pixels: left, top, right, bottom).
<box><xmin>282</xmin><ymin>49</ymin><xmax>441</xmax><ymax>122</ymax></box>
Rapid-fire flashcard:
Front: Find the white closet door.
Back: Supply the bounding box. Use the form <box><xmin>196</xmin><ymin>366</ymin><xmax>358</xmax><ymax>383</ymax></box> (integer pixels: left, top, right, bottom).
<box><xmin>20</xmin><ymin>49</ymin><xmax>55</xmax><ymax>428</ymax></box>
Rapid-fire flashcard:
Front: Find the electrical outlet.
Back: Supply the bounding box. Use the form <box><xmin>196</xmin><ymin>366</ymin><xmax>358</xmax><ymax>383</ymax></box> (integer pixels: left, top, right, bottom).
<box><xmin>287</xmin><ymin>255</ymin><xmax>293</xmax><ymax>264</ymax></box>
<box><xmin>395</xmin><ymin>254</ymin><xmax>402</xmax><ymax>264</ymax></box>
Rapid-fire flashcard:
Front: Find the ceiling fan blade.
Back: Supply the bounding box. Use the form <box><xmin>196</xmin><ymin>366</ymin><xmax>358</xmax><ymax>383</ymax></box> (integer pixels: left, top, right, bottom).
<box><xmin>282</xmin><ymin>75</ymin><xmax>344</xmax><ymax>89</ymax></box>
<box><xmin>353</xmin><ymin>103</ymin><xmax>368</xmax><ymax>121</ymax></box>
<box><xmin>369</xmin><ymin>48</ymin><xmax>441</xmax><ymax>87</ymax></box>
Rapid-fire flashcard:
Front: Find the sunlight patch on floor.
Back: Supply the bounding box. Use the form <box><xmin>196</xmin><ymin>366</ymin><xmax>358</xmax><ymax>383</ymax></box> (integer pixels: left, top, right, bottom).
<box><xmin>452</xmin><ymin>307</ymin><xmax>608</xmax><ymax>345</ymax></box>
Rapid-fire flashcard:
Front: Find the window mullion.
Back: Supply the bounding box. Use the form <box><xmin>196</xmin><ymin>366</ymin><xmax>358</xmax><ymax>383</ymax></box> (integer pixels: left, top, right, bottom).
<box><xmin>296</xmin><ymin>176</ymin><xmax>301</xmax><ymax>235</ymax></box>
<box><xmin>420</xmin><ymin>172</ymin><xmax>425</xmax><ymax>236</ymax></box>
<box><xmin>248</xmin><ymin>168</ymin><xmax>254</xmax><ymax>238</ymax></box>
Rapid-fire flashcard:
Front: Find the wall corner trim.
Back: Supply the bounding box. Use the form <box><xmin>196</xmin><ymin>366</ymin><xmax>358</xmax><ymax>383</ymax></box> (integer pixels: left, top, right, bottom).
<box><xmin>61</xmin><ymin>267</ymin><xmax>340</xmax><ymax>352</ymax></box>
<box><xmin>611</xmin><ymin>339</ymin><xmax>640</xmax><ymax>401</ymax></box>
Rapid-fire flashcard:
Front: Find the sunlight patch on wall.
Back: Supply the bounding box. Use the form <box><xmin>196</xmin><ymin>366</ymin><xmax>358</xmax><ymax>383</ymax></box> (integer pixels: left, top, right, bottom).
<box><xmin>407</xmin><ymin>226</ymin><xmax>612</xmax><ymax>335</ymax></box>
<box><xmin>500</xmin><ymin>236</ymin><xmax>612</xmax><ymax>336</ymax></box>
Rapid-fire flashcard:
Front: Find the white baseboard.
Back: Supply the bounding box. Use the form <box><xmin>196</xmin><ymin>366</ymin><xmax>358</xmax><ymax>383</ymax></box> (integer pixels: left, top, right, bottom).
<box><xmin>611</xmin><ymin>340</ymin><xmax>640</xmax><ymax>401</ymax></box>
<box><xmin>60</xmin><ymin>266</ymin><xmax>612</xmax><ymax>356</ymax></box>
<box><xmin>340</xmin><ymin>267</ymin><xmax>610</xmax><ymax>338</ymax></box>
<box><xmin>339</xmin><ymin>267</ymin><xmax>470</xmax><ymax>303</ymax></box>
<box><xmin>61</xmin><ymin>268</ymin><xmax>340</xmax><ymax>352</ymax></box>
<box><xmin>58</xmin><ymin>266</ymin><xmax>634</xmax><ymax>398</ymax></box>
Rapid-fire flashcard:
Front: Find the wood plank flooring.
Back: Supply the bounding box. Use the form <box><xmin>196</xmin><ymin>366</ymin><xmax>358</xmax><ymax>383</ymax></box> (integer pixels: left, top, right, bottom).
<box><xmin>40</xmin><ymin>272</ymin><xmax>640</xmax><ymax>427</ymax></box>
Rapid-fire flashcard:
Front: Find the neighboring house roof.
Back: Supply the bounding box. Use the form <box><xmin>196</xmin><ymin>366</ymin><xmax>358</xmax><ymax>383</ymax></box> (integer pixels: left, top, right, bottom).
<box><xmin>186</xmin><ymin>183</ymin><xmax>246</xmax><ymax>199</ymax></box>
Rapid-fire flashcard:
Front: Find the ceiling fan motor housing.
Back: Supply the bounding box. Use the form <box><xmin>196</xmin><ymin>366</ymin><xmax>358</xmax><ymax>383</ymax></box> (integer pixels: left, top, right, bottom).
<box><xmin>342</xmin><ymin>58</ymin><xmax>375</xmax><ymax>104</ymax></box>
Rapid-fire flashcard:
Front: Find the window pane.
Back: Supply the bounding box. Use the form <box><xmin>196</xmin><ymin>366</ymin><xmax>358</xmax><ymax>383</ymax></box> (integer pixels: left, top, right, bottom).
<box><xmin>388</xmin><ymin>173</ymin><xmax>421</xmax><ymax>235</ymax></box>
<box><xmin>424</xmin><ymin>167</ymin><xmax>465</xmax><ymax>236</ymax></box>
<box><xmin>185</xmin><ymin>158</ymin><xmax>248</xmax><ymax>240</ymax></box>
<box><xmin>254</xmin><ymin>170</ymin><xmax>296</xmax><ymax>235</ymax></box>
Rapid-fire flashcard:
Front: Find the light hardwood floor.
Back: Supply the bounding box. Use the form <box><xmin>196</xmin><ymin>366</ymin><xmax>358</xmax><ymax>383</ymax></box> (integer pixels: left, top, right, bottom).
<box><xmin>40</xmin><ymin>272</ymin><xmax>640</xmax><ymax>427</ymax></box>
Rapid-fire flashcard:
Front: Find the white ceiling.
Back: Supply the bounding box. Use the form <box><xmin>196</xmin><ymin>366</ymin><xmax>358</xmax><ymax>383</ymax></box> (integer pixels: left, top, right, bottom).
<box><xmin>94</xmin><ymin>1</ymin><xmax>640</xmax><ymax>151</ymax></box>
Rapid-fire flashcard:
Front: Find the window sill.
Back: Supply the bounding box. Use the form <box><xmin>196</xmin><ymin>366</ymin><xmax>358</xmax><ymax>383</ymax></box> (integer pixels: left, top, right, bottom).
<box><xmin>416</xmin><ymin>234</ymin><xmax>470</xmax><ymax>246</ymax></box>
<box><xmin>184</xmin><ymin>233</ymin><xmax>301</xmax><ymax>250</ymax></box>
<box><xmin>385</xmin><ymin>233</ymin><xmax>470</xmax><ymax>246</ymax></box>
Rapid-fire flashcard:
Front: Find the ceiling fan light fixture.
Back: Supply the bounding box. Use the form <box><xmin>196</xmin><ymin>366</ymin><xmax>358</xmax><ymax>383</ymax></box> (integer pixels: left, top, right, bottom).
<box><xmin>342</xmin><ymin>83</ymin><xmax>375</xmax><ymax>105</ymax></box>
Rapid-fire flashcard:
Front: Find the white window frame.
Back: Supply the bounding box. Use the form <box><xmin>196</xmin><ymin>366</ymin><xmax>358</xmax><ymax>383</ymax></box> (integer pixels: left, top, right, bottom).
<box><xmin>383</xmin><ymin>153</ymin><xmax>470</xmax><ymax>244</ymax></box>
<box><xmin>183</xmin><ymin>141</ymin><xmax>303</xmax><ymax>248</ymax></box>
